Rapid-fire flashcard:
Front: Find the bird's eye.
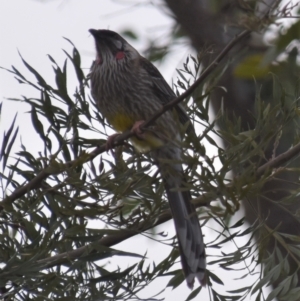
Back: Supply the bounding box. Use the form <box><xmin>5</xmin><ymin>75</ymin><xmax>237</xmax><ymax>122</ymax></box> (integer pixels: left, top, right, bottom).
<box><xmin>113</xmin><ymin>39</ymin><xmax>123</xmax><ymax>50</ymax></box>
<box><xmin>115</xmin><ymin>51</ymin><xmax>125</xmax><ymax>60</ymax></box>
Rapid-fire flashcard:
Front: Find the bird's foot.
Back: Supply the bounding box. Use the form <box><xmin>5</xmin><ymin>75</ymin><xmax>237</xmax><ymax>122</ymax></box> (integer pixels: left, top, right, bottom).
<box><xmin>131</xmin><ymin>120</ymin><xmax>145</xmax><ymax>139</ymax></box>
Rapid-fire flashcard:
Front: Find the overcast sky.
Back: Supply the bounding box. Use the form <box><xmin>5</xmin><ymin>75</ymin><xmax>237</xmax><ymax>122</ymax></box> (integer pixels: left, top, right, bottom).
<box><xmin>0</xmin><ymin>0</ymin><xmax>180</xmax><ymax>142</ymax></box>
<box><xmin>0</xmin><ymin>1</ymin><xmax>269</xmax><ymax>300</ymax></box>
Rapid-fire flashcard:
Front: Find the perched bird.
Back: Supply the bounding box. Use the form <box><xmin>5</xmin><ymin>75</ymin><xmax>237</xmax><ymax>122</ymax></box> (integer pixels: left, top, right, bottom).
<box><xmin>89</xmin><ymin>29</ymin><xmax>206</xmax><ymax>288</ymax></box>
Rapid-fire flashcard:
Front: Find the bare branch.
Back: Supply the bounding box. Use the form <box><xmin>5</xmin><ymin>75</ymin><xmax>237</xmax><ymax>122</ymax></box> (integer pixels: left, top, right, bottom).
<box><xmin>256</xmin><ymin>142</ymin><xmax>300</xmax><ymax>177</ymax></box>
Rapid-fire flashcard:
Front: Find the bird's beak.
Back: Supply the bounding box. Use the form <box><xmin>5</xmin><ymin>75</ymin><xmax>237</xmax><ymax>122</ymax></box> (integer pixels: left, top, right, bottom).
<box><xmin>89</xmin><ymin>29</ymin><xmax>98</xmax><ymax>37</ymax></box>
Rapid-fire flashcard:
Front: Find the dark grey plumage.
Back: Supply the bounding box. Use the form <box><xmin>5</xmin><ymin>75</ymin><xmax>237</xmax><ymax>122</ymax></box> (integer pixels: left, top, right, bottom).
<box><xmin>89</xmin><ymin>29</ymin><xmax>206</xmax><ymax>288</ymax></box>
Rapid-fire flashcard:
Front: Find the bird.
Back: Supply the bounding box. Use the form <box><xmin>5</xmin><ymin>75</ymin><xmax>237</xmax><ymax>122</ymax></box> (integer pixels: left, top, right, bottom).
<box><xmin>89</xmin><ymin>29</ymin><xmax>206</xmax><ymax>288</ymax></box>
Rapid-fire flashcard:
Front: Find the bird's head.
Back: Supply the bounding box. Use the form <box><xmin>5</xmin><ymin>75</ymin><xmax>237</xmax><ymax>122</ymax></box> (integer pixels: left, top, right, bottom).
<box><xmin>89</xmin><ymin>29</ymin><xmax>139</xmax><ymax>65</ymax></box>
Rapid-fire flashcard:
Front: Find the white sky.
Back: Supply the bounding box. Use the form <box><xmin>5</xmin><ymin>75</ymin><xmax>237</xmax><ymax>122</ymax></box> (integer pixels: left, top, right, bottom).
<box><xmin>0</xmin><ymin>0</ymin><xmax>270</xmax><ymax>300</ymax></box>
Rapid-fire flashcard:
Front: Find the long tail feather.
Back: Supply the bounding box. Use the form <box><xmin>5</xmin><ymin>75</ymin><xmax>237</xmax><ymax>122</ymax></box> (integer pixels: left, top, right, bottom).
<box><xmin>154</xmin><ymin>146</ymin><xmax>206</xmax><ymax>288</ymax></box>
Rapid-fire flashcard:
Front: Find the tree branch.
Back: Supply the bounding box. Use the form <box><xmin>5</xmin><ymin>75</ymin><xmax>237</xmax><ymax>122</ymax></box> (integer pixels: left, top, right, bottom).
<box><xmin>193</xmin><ymin>141</ymin><xmax>300</xmax><ymax>206</ymax></box>
<box><xmin>256</xmin><ymin>142</ymin><xmax>300</xmax><ymax>177</ymax></box>
<box><xmin>141</xmin><ymin>29</ymin><xmax>251</xmax><ymax>129</ymax></box>
<box><xmin>2</xmin><ymin>141</ymin><xmax>300</xmax><ymax>275</ymax></box>
<box><xmin>0</xmin><ymin>29</ymin><xmax>251</xmax><ymax>208</ymax></box>
<box><xmin>0</xmin><ymin>211</ymin><xmax>172</xmax><ymax>277</ymax></box>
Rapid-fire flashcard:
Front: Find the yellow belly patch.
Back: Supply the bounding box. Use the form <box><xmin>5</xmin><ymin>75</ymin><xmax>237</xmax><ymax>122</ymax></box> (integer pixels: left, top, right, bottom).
<box><xmin>107</xmin><ymin>113</ymin><xmax>135</xmax><ymax>132</ymax></box>
<box><xmin>106</xmin><ymin>113</ymin><xmax>164</xmax><ymax>152</ymax></box>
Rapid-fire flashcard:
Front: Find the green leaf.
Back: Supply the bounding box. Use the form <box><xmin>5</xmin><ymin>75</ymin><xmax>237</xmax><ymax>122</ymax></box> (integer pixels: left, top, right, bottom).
<box><xmin>62</xmin><ymin>39</ymin><xmax>85</xmax><ymax>85</ymax></box>
<box><xmin>0</xmin><ymin>113</ymin><xmax>18</xmax><ymax>170</ymax></box>
<box><xmin>19</xmin><ymin>53</ymin><xmax>48</xmax><ymax>89</ymax></box>
<box><xmin>230</xmin><ymin>217</ymin><xmax>245</xmax><ymax>229</ymax></box>
<box><xmin>167</xmin><ymin>269</ymin><xmax>185</xmax><ymax>289</ymax></box>
<box><xmin>186</xmin><ymin>286</ymin><xmax>202</xmax><ymax>301</ymax></box>
<box><xmin>208</xmin><ymin>270</ymin><xmax>224</xmax><ymax>285</ymax></box>
<box><xmin>31</xmin><ymin>106</ymin><xmax>45</xmax><ymax>139</ymax></box>
<box><xmin>121</xmin><ymin>29</ymin><xmax>138</xmax><ymax>40</ymax></box>
<box><xmin>252</xmin><ymin>264</ymin><xmax>281</xmax><ymax>294</ymax></box>
<box><xmin>266</xmin><ymin>286</ymin><xmax>282</xmax><ymax>301</ymax></box>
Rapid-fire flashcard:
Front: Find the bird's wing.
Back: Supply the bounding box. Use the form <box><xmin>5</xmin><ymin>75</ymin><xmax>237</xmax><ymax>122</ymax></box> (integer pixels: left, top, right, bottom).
<box><xmin>140</xmin><ymin>57</ymin><xmax>193</xmax><ymax>133</ymax></box>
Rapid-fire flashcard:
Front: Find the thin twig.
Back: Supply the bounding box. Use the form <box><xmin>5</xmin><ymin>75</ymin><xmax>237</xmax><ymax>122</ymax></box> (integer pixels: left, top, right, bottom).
<box><xmin>0</xmin><ymin>211</ymin><xmax>172</xmax><ymax>275</ymax></box>
<box><xmin>256</xmin><ymin>142</ymin><xmax>300</xmax><ymax>177</ymax></box>
<box><xmin>1</xmin><ymin>29</ymin><xmax>251</xmax><ymax>207</ymax></box>
<box><xmin>193</xmin><ymin>141</ymin><xmax>300</xmax><ymax>206</ymax></box>
<box><xmin>3</xmin><ymin>141</ymin><xmax>300</xmax><ymax>274</ymax></box>
<box><xmin>142</xmin><ymin>29</ymin><xmax>251</xmax><ymax>129</ymax></box>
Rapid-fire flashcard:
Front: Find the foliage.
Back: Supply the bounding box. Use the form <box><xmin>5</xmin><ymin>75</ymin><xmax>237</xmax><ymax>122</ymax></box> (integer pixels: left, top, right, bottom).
<box><xmin>2</xmin><ymin>8</ymin><xmax>300</xmax><ymax>301</ymax></box>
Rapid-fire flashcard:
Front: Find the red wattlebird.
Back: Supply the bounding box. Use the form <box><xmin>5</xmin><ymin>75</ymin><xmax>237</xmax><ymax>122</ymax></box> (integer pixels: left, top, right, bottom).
<box><xmin>89</xmin><ymin>29</ymin><xmax>206</xmax><ymax>288</ymax></box>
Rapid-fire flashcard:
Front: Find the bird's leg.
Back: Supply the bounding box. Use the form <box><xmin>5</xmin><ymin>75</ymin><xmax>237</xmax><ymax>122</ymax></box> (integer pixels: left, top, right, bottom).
<box><xmin>105</xmin><ymin>120</ymin><xmax>145</xmax><ymax>153</ymax></box>
<box><xmin>131</xmin><ymin>120</ymin><xmax>145</xmax><ymax>139</ymax></box>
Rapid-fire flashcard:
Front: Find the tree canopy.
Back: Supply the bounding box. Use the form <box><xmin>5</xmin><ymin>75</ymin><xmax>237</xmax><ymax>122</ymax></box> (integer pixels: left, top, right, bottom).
<box><xmin>1</xmin><ymin>1</ymin><xmax>300</xmax><ymax>300</ymax></box>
